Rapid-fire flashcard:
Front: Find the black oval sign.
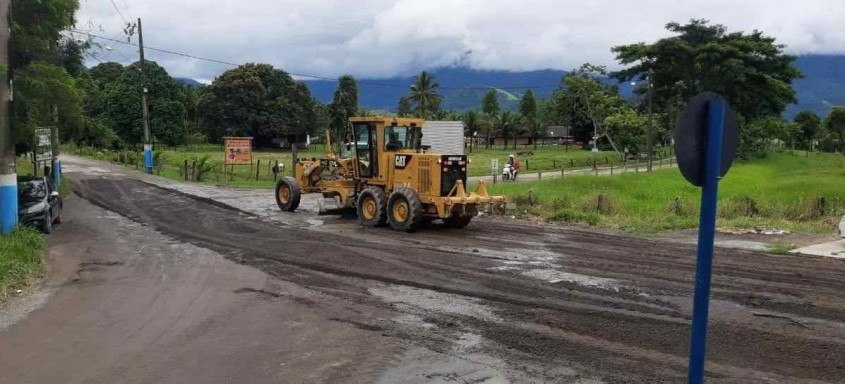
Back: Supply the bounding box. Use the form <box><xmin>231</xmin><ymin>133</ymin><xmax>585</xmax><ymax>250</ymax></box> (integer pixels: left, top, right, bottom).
<box><xmin>674</xmin><ymin>92</ymin><xmax>739</xmax><ymax>187</ymax></box>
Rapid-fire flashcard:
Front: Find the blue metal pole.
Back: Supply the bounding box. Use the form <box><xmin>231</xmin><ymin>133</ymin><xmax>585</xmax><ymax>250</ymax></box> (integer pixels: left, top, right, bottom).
<box><xmin>53</xmin><ymin>160</ymin><xmax>61</xmax><ymax>187</ymax></box>
<box><xmin>687</xmin><ymin>98</ymin><xmax>726</xmax><ymax>383</ymax></box>
<box><xmin>0</xmin><ymin>173</ymin><xmax>17</xmax><ymax>234</ymax></box>
<box><xmin>144</xmin><ymin>144</ymin><xmax>153</xmax><ymax>173</ymax></box>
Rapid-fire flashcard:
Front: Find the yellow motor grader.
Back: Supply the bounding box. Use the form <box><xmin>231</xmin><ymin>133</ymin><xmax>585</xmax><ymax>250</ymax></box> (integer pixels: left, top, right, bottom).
<box><xmin>274</xmin><ymin>117</ymin><xmax>505</xmax><ymax>231</ymax></box>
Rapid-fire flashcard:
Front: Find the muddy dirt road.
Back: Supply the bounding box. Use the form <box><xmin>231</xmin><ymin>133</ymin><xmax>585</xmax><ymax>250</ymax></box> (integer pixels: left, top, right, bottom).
<box><xmin>4</xmin><ymin>157</ymin><xmax>845</xmax><ymax>383</ymax></box>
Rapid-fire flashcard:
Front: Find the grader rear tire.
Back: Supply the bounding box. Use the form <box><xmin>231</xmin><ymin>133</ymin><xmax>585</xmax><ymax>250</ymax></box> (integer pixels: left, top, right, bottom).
<box><xmin>275</xmin><ymin>176</ymin><xmax>301</xmax><ymax>212</ymax></box>
<box><xmin>357</xmin><ymin>186</ymin><xmax>387</xmax><ymax>227</ymax></box>
<box><xmin>387</xmin><ymin>187</ymin><xmax>423</xmax><ymax>232</ymax></box>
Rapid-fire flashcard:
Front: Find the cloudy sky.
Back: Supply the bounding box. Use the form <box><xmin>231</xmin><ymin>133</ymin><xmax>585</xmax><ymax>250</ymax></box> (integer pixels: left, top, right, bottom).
<box><xmin>75</xmin><ymin>0</ymin><xmax>845</xmax><ymax>82</ymax></box>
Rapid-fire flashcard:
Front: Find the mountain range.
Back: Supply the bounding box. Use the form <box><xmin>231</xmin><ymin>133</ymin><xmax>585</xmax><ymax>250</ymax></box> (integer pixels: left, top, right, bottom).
<box><xmin>299</xmin><ymin>55</ymin><xmax>845</xmax><ymax>120</ymax></box>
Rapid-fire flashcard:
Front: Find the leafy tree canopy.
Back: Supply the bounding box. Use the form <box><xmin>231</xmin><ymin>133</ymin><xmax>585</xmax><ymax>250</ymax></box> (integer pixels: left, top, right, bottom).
<box><xmin>612</xmin><ymin>19</ymin><xmax>802</xmax><ymax>121</ymax></box>
<box><xmin>197</xmin><ymin>63</ymin><xmax>317</xmax><ymax>147</ymax></box>
<box><xmin>99</xmin><ymin>61</ymin><xmax>188</xmax><ymax>146</ymax></box>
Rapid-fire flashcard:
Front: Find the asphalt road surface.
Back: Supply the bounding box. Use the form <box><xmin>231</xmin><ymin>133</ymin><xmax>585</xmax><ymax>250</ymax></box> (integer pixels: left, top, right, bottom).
<box><xmin>2</xmin><ymin>157</ymin><xmax>844</xmax><ymax>383</ymax></box>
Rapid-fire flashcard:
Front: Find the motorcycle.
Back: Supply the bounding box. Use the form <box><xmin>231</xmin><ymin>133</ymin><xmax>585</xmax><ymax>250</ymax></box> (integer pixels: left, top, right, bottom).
<box><xmin>502</xmin><ymin>164</ymin><xmax>518</xmax><ymax>181</ymax></box>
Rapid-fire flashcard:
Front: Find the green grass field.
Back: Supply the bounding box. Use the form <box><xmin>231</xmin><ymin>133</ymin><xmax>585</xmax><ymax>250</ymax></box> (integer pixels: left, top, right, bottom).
<box><xmin>66</xmin><ymin>143</ymin><xmax>624</xmax><ymax>188</ymax></box>
<box><xmin>465</xmin><ymin>145</ymin><xmax>623</xmax><ymax>177</ymax></box>
<box><xmin>487</xmin><ymin>151</ymin><xmax>845</xmax><ymax>234</ymax></box>
<box><xmin>0</xmin><ymin>227</ymin><xmax>45</xmax><ymax>301</ymax></box>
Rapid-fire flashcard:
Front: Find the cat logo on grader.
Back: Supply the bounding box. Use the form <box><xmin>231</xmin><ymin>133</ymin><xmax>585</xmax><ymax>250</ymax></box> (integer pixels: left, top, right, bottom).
<box><xmin>275</xmin><ymin>117</ymin><xmax>506</xmax><ymax>231</ymax></box>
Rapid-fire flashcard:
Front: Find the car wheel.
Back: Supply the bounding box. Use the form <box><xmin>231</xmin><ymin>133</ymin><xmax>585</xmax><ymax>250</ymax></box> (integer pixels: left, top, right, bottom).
<box><xmin>41</xmin><ymin>211</ymin><xmax>53</xmax><ymax>234</ymax></box>
<box><xmin>53</xmin><ymin>205</ymin><xmax>63</xmax><ymax>224</ymax></box>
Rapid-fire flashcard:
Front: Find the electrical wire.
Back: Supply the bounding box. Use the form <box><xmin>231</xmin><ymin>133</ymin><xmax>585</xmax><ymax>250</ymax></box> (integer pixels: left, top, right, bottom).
<box><xmin>108</xmin><ymin>0</ymin><xmax>129</xmax><ymax>25</ymax></box>
<box><xmin>72</xmin><ymin>29</ymin><xmax>563</xmax><ymax>91</ymax></box>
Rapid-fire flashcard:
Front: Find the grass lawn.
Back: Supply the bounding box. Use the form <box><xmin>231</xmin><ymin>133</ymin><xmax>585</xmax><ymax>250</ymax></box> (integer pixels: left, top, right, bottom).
<box><xmin>66</xmin><ymin>143</ymin><xmax>636</xmax><ymax>188</ymax></box>
<box><xmin>487</xmin><ymin>151</ymin><xmax>845</xmax><ymax>234</ymax></box>
<box><xmin>0</xmin><ymin>228</ymin><xmax>45</xmax><ymax>300</ymax></box>
<box><xmin>465</xmin><ymin>145</ymin><xmax>625</xmax><ymax>177</ymax></box>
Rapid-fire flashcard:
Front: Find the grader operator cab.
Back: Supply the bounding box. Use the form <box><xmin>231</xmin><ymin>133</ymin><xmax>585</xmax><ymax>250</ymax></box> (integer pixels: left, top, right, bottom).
<box><xmin>274</xmin><ymin>117</ymin><xmax>505</xmax><ymax>231</ymax></box>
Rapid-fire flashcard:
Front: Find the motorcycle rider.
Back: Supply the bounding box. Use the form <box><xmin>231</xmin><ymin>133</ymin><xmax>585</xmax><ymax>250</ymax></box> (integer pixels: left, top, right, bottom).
<box><xmin>507</xmin><ymin>154</ymin><xmax>520</xmax><ymax>180</ymax></box>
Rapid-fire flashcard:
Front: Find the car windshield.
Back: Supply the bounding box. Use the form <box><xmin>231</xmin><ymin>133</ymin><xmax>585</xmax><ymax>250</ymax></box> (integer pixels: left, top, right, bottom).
<box><xmin>18</xmin><ymin>180</ymin><xmax>47</xmax><ymax>201</ymax></box>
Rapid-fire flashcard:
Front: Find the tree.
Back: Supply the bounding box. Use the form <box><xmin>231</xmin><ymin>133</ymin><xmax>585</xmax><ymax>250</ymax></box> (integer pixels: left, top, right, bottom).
<box><xmin>100</xmin><ymin>61</ymin><xmax>189</xmax><ymax>146</ymax></box>
<box><xmin>481</xmin><ymin>89</ymin><xmax>500</xmax><ymax>148</ymax></box>
<box><xmin>524</xmin><ymin>116</ymin><xmax>546</xmax><ymax>150</ymax></box>
<box><xmin>462</xmin><ymin>110</ymin><xmax>482</xmax><ymax>151</ymax></box>
<box><xmin>9</xmin><ymin>0</ymin><xmax>82</xmax><ymax>148</ymax></box>
<box><xmin>197</xmin><ymin>63</ymin><xmax>316</xmax><ymax>147</ymax></box>
<box><xmin>408</xmin><ymin>71</ymin><xmax>442</xmax><ymax>118</ymax></box>
<box><xmin>612</xmin><ymin>19</ymin><xmax>802</xmax><ymax>127</ymax></box>
<box><xmin>397</xmin><ymin>96</ymin><xmax>412</xmax><ymax>117</ymax></box>
<box><xmin>824</xmin><ymin>106</ymin><xmax>845</xmax><ymax>152</ymax></box>
<box><xmin>493</xmin><ymin>111</ymin><xmax>518</xmax><ymax>150</ymax></box>
<box><xmin>519</xmin><ymin>89</ymin><xmax>537</xmax><ymax>119</ymax></box>
<box><xmin>794</xmin><ymin>110</ymin><xmax>822</xmax><ymax>151</ymax></box>
<box><xmin>482</xmin><ymin>89</ymin><xmax>500</xmax><ymax>116</ymax></box>
<box><xmin>604</xmin><ymin>109</ymin><xmax>649</xmax><ymax>155</ymax></box>
<box><xmin>546</xmin><ymin>64</ymin><xmax>627</xmax><ymax>152</ymax></box>
<box><xmin>329</xmin><ymin>75</ymin><xmax>358</xmax><ymax>145</ymax></box>
<box><xmin>14</xmin><ymin>61</ymin><xmax>83</xmax><ymax>150</ymax></box>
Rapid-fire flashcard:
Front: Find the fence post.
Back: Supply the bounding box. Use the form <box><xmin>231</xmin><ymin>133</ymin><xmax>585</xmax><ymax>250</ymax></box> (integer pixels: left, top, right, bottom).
<box><xmin>538</xmin><ymin>171</ymin><xmax>542</xmax><ymax>180</ymax></box>
<box><xmin>256</xmin><ymin>159</ymin><xmax>260</xmax><ymax>180</ymax></box>
<box><xmin>291</xmin><ymin>144</ymin><xmax>298</xmax><ymax>177</ymax></box>
<box><xmin>553</xmin><ymin>158</ymin><xmax>556</xmax><ymax>168</ymax></box>
<box><xmin>570</xmin><ymin>158</ymin><xmax>574</xmax><ymax>167</ymax></box>
<box><xmin>183</xmin><ymin>160</ymin><xmax>188</xmax><ymax>180</ymax></box>
<box><xmin>610</xmin><ymin>162</ymin><xmax>613</xmax><ymax>175</ymax></box>
<box><xmin>192</xmin><ymin>160</ymin><xmax>197</xmax><ymax>181</ymax></box>
<box><xmin>274</xmin><ymin>160</ymin><xmax>278</xmax><ymax>181</ymax></box>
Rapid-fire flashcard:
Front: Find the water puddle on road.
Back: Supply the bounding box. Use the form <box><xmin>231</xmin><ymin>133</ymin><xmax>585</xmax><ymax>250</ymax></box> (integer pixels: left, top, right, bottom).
<box><xmin>521</xmin><ymin>269</ymin><xmax>621</xmax><ymax>291</ymax></box>
<box><xmin>370</xmin><ymin>285</ymin><xmax>500</xmax><ymax>322</ymax></box>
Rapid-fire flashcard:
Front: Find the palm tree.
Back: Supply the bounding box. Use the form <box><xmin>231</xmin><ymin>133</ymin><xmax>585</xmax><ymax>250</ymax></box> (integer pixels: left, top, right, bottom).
<box><xmin>463</xmin><ymin>110</ymin><xmax>482</xmax><ymax>151</ymax></box>
<box><xmin>494</xmin><ymin>110</ymin><xmax>517</xmax><ymax>150</ymax></box>
<box><xmin>524</xmin><ymin>116</ymin><xmax>546</xmax><ymax>149</ymax></box>
<box><xmin>408</xmin><ymin>71</ymin><xmax>443</xmax><ymax>119</ymax></box>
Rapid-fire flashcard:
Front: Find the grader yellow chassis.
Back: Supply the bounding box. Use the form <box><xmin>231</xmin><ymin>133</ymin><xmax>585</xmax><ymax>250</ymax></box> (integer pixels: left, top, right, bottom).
<box><xmin>274</xmin><ymin>117</ymin><xmax>505</xmax><ymax>231</ymax></box>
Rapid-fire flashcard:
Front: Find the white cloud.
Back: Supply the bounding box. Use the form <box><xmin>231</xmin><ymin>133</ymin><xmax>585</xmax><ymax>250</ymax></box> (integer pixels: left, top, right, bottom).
<box><xmin>76</xmin><ymin>0</ymin><xmax>845</xmax><ymax>80</ymax></box>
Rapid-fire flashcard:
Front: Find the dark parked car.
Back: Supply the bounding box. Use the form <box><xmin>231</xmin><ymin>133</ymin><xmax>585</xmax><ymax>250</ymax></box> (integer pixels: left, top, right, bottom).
<box><xmin>18</xmin><ymin>176</ymin><xmax>63</xmax><ymax>234</ymax></box>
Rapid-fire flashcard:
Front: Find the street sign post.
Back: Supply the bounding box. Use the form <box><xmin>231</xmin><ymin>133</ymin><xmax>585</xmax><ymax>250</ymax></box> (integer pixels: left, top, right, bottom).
<box><xmin>35</xmin><ymin>127</ymin><xmax>53</xmax><ymax>164</ymax></box>
<box><xmin>674</xmin><ymin>92</ymin><xmax>738</xmax><ymax>384</ymax></box>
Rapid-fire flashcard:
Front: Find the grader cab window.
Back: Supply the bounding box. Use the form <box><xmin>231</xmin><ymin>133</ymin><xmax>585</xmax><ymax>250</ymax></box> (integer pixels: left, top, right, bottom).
<box><xmin>353</xmin><ymin>123</ymin><xmax>376</xmax><ymax>177</ymax></box>
<box><xmin>385</xmin><ymin>126</ymin><xmax>421</xmax><ymax>151</ymax></box>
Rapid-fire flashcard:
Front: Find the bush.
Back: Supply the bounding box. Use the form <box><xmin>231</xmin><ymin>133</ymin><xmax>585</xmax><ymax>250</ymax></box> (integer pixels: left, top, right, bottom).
<box><xmin>581</xmin><ymin>192</ymin><xmax>620</xmax><ymax>215</ymax></box>
<box><xmin>512</xmin><ymin>191</ymin><xmax>540</xmax><ymax>207</ymax></box>
<box><xmin>549</xmin><ymin>209</ymin><xmax>600</xmax><ymax>226</ymax></box>
<box><xmin>667</xmin><ymin>197</ymin><xmax>696</xmax><ymax>217</ymax></box>
<box><xmin>719</xmin><ymin>196</ymin><xmax>762</xmax><ymax>219</ymax></box>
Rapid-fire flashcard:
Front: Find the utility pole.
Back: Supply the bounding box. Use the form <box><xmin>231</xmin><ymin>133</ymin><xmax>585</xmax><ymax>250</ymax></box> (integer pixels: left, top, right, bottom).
<box><xmin>646</xmin><ymin>70</ymin><xmax>654</xmax><ymax>172</ymax></box>
<box><xmin>51</xmin><ymin>104</ymin><xmax>60</xmax><ymax>186</ymax></box>
<box><xmin>0</xmin><ymin>0</ymin><xmax>16</xmax><ymax>234</ymax></box>
<box><xmin>138</xmin><ymin>18</ymin><xmax>152</xmax><ymax>174</ymax></box>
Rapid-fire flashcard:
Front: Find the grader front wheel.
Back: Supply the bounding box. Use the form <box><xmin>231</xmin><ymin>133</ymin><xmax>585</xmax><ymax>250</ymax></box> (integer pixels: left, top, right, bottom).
<box><xmin>387</xmin><ymin>187</ymin><xmax>423</xmax><ymax>232</ymax></box>
<box><xmin>275</xmin><ymin>177</ymin><xmax>301</xmax><ymax>212</ymax></box>
<box><xmin>357</xmin><ymin>186</ymin><xmax>387</xmax><ymax>227</ymax></box>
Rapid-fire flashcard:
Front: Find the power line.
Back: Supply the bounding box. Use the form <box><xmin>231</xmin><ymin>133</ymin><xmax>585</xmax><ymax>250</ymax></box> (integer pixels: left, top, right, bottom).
<box><xmin>108</xmin><ymin>0</ymin><xmax>128</xmax><ymax>25</ymax></box>
<box><xmin>72</xmin><ymin>29</ymin><xmax>563</xmax><ymax>91</ymax></box>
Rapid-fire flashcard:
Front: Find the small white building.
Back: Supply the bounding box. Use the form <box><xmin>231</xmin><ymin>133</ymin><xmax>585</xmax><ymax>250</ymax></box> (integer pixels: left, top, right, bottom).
<box><xmin>422</xmin><ymin>121</ymin><xmax>464</xmax><ymax>155</ymax></box>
